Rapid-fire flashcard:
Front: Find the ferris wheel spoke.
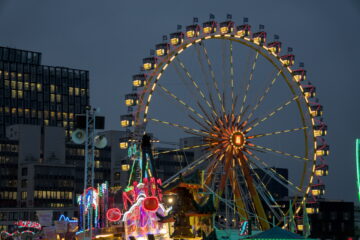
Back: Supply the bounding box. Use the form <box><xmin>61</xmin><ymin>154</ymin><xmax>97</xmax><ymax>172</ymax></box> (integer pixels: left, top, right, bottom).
<box><xmin>235</xmin><ymin>153</ymin><xmax>270</xmax><ymax>229</ymax></box>
<box><xmin>157</xmin><ymin>83</ymin><xmax>210</xmax><ymax>125</ymax></box>
<box><xmin>174</xmin><ymin>57</ymin><xmax>218</xmax><ymax>118</ymax></box>
<box><xmin>200</xmin><ymin>43</ymin><xmax>226</xmax><ymax>114</ymax></box>
<box><xmin>245</xmin><ymin>95</ymin><xmax>300</xmax><ymax>132</ymax></box>
<box><xmin>247</xmin><ymin>126</ymin><xmax>308</xmax><ymax>139</ymax></box>
<box><xmin>244</xmin><ymin>150</ymin><xmax>302</xmax><ymax>193</ymax></box>
<box><xmin>240</xmin><ymin>51</ymin><xmax>260</xmax><ymax>114</ymax></box>
<box><xmin>162</xmin><ymin>151</ymin><xmax>215</xmax><ymax>188</ymax></box>
<box><xmin>245</xmin><ymin>70</ymin><xmax>282</xmax><ymax>123</ymax></box>
<box><xmin>247</xmin><ymin>143</ymin><xmax>309</xmax><ymax>161</ymax></box>
<box><xmin>155</xmin><ymin>143</ymin><xmax>211</xmax><ymax>155</ymax></box>
<box><xmin>149</xmin><ymin>118</ymin><xmax>209</xmax><ymax>136</ymax></box>
<box><xmin>247</xmin><ymin>161</ymin><xmax>285</xmax><ymax>221</ymax></box>
<box><xmin>229</xmin><ymin>41</ymin><xmax>236</xmax><ymax>116</ymax></box>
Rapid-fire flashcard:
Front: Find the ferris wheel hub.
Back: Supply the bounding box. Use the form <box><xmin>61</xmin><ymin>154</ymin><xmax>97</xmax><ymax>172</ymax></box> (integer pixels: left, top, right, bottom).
<box><xmin>230</xmin><ymin>131</ymin><xmax>246</xmax><ymax>149</ymax></box>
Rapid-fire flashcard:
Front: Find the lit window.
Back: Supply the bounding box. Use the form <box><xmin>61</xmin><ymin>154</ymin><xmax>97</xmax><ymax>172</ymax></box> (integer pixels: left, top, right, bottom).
<box><xmin>50</xmin><ymin>84</ymin><xmax>55</xmax><ymax>93</ymax></box>
<box><xmin>4</xmin><ymin>107</ymin><xmax>9</xmax><ymax>113</ymax></box>
<box><xmin>62</xmin><ymin>112</ymin><xmax>68</xmax><ymax>119</ymax></box>
<box><xmin>81</xmin><ymin>89</ymin><xmax>86</xmax><ymax>96</ymax></box>
<box><xmin>25</xmin><ymin>109</ymin><xmax>30</xmax><ymax>117</ymax></box>
<box><xmin>56</xmin><ymin>94</ymin><xmax>61</xmax><ymax>102</ymax></box>
<box><xmin>4</xmin><ymin>80</ymin><xmax>9</xmax><ymax>87</ymax></box>
<box><xmin>63</xmin><ymin>121</ymin><xmax>68</xmax><ymax>127</ymax></box>
<box><xmin>69</xmin><ymin>113</ymin><xmax>74</xmax><ymax>119</ymax></box>
<box><xmin>24</xmin><ymin>82</ymin><xmax>29</xmax><ymax>90</ymax></box>
<box><xmin>11</xmin><ymin>90</ymin><xmax>16</xmax><ymax>98</ymax></box>
<box><xmin>50</xmin><ymin>112</ymin><xmax>55</xmax><ymax>119</ymax></box>
<box><xmin>17</xmin><ymin>90</ymin><xmax>23</xmax><ymax>98</ymax></box>
<box><xmin>17</xmin><ymin>82</ymin><xmax>23</xmax><ymax>90</ymax></box>
<box><xmin>44</xmin><ymin>120</ymin><xmax>49</xmax><ymax>126</ymax></box>
<box><xmin>18</xmin><ymin>108</ymin><xmax>23</xmax><ymax>116</ymax></box>
<box><xmin>37</xmin><ymin>83</ymin><xmax>42</xmax><ymax>92</ymax></box>
<box><xmin>75</xmin><ymin>88</ymin><xmax>80</xmax><ymax>96</ymax></box>
<box><xmin>11</xmin><ymin>81</ymin><xmax>16</xmax><ymax>89</ymax></box>
<box><xmin>68</xmin><ymin>87</ymin><xmax>74</xmax><ymax>95</ymax></box>
<box><xmin>17</xmin><ymin>73</ymin><xmax>22</xmax><ymax>80</ymax></box>
<box><xmin>30</xmin><ymin>83</ymin><xmax>36</xmax><ymax>91</ymax></box>
<box><xmin>50</xmin><ymin>94</ymin><xmax>55</xmax><ymax>102</ymax></box>
<box><xmin>11</xmin><ymin>108</ymin><xmax>16</xmax><ymax>114</ymax></box>
<box><xmin>21</xmin><ymin>192</ymin><xmax>27</xmax><ymax>200</ymax></box>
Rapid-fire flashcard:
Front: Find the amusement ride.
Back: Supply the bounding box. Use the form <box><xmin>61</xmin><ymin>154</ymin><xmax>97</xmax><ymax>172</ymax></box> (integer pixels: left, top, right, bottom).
<box><xmin>119</xmin><ymin>14</ymin><xmax>329</xmax><ymax>236</ymax></box>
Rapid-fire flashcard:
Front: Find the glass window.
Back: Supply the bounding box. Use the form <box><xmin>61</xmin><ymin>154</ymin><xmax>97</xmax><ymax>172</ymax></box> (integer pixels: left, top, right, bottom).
<box><xmin>21</xmin><ymin>168</ymin><xmax>27</xmax><ymax>176</ymax></box>
<box><xmin>21</xmin><ymin>192</ymin><xmax>27</xmax><ymax>200</ymax></box>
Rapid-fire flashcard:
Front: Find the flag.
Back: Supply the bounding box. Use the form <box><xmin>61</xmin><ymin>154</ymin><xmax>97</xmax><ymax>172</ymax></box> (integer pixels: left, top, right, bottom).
<box><xmin>162</xmin><ymin>35</ymin><xmax>167</xmax><ymax>41</ymax></box>
<box><xmin>288</xmin><ymin>47</ymin><xmax>293</xmax><ymax>52</ymax></box>
<box><xmin>209</xmin><ymin>13</ymin><xmax>215</xmax><ymax>20</ymax></box>
<box><xmin>177</xmin><ymin>24</ymin><xmax>182</xmax><ymax>30</ymax></box>
<box><xmin>193</xmin><ymin>17</ymin><xmax>198</xmax><ymax>23</ymax></box>
<box><xmin>259</xmin><ymin>24</ymin><xmax>265</xmax><ymax>30</ymax></box>
<box><xmin>227</xmin><ymin>14</ymin><xmax>232</xmax><ymax>20</ymax></box>
<box><xmin>299</xmin><ymin>62</ymin><xmax>304</xmax><ymax>68</ymax></box>
<box><xmin>150</xmin><ymin>49</ymin><xmax>155</xmax><ymax>56</ymax></box>
<box><xmin>243</xmin><ymin>17</ymin><xmax>248</xmax><ymax>23</ymax></box>
<box><xmin>274</xmin><ymin>34</ymin><xmax>279</xmax><ymax>40</ymax></box>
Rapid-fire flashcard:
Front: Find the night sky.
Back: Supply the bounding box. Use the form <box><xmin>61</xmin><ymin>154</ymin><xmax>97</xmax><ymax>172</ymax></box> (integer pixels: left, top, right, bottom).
<box><xmin>0</xmin><ymin>0</ymin><xmax>359</xmax><ymax>203</ymax></box>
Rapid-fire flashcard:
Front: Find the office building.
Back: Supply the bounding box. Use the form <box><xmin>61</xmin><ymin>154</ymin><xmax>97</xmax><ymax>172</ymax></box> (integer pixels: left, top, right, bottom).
<box><xmin>0</xmin><ymin>46</ymin><xmax>89</xmax><ymax>138</ymax></box>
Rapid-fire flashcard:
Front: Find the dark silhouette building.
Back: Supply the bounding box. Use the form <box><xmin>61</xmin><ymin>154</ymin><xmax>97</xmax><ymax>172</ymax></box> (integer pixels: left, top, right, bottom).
<box><xmin>309</xmin><ymin>200</ymin><xmax>354</xmax><ymax>240</ymax></box>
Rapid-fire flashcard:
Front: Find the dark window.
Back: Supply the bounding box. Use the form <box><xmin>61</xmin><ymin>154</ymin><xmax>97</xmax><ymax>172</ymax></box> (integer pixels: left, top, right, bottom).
<box><xmin>21</xmin><ymin>168</ymin><xmax>27</xmax><ymax>176</ymax></box>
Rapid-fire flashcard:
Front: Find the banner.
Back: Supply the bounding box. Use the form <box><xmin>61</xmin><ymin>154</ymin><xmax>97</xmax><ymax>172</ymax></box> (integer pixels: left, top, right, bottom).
<box><xmin>36</xmin><ymin>210</ymin><xmax>53</xmax><ymax>227</ymax></box>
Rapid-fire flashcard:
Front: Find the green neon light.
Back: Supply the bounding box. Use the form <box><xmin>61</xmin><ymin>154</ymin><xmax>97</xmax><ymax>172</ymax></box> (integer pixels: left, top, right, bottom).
<box><xmin>356</xmin><ymin>139</ymin><xmax>360</xmax><ymax>201</ymax></box>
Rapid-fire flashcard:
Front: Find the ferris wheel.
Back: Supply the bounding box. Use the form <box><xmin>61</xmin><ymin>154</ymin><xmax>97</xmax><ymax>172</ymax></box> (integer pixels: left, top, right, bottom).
<box><xmin>120</xmin><ymin>15</ymin><xmax>329</xmax><ymax>231</ymax></box>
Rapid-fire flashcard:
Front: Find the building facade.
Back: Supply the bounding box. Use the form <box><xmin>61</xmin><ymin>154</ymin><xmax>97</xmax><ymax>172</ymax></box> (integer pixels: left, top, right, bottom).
<box><xmin>0</xmin><ymin>46</ymin><xmax>89</xmax><ymax>138</ymax></box>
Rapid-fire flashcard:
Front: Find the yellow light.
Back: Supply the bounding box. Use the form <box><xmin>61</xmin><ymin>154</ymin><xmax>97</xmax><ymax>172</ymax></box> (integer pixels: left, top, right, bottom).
<box><xmin>143</xmin><ymin>63</ymin><xmax>152</xmax><ymax>70</ymax></box>
<box><xmin>236</xmin><ymin>30</ymin><xmax>246</xmax><ymax>37</ymax></box>
<box><xmin>311</xmin><ymin>189</ymin><xmax>321</xmax><ymax>196</ymax></box>
<box><xmin>133</xmin><ymin>80</ymin><xmax>143</xmax><ymax>87</ymax></box>
<box><xmin>304</xmin><ymin>92</ymin><xmax>315</xmax><ymax>98</ymax></box>
<box><xmin>203</xmin><ymin>27</ymin><xmax>212</xmax><ymax>34</ymax></box>
<box><xmin>125</xmin><ymin>99</ymin><xmax>134</xmax><ymax>106</ymax></box>
<box><xmin>306</xmin><ymin>207</ymin><xmax>315</xmax><ymax>214</ymax></box>
<box><xmin>95</xmin><ymin>234</ymin><xmax>114</xmax><ymax>239</ymax></box>
<box><xmin>121</xmin><ymin>164</ymin><xmax>130</xmax><ymax>171</ymax></box>
<box><xmin>156</xmin><ymin>48</ymin><xmax>165</xmax><ymax>56</ymax></box>
<box><xmin>314</xmin><ymin>129</ymin><xmax>325</xmax><ymax>137</ymax></box>
<box><xmin>297</xmin><ymin>224</ymin><xmax>304</xmax><ymax>231</ymax></box>
<box><xmin>253</xmin><ymin>37</ymin><xmax>262</xmax><ymax>45</ymax></box>
<box><xmin>170</xmin><ymin>37</ymin><xmax>180</xmax><ymax>45</ymax></box>
<box><xmin>186</xmin><ymin>30</ymin><xmax>195</xmax><ymax>38</ymax></box>
<box><xmin>167</xmin><ymin>197</ymin><xmax>174</xmax><ymax>204</ymax></box>
<box><xmin>119</xmin><ymin>142</ymin><xmax>128</xmax><ymax>149</ymax></box>
<box><xmin>316</xmin><ymin>149</ymin><xmax>329</xmax><ymax>156</ymax></box>
<box><xmin>121</xmin><ymin>120</ymin><xmax>129</xmax><ymax>127</ymax></box>
<box><xmin>220</xmin><ymin>27</ymin><xmax>228</xmax><ymax>34</ymax></box>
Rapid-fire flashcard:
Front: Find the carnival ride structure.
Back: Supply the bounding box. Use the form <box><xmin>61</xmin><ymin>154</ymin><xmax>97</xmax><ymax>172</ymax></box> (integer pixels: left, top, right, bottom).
<box><xmin>120</xmin><ymin>14</ymin><xmax>329</xmax><ymax>234</ymax></box>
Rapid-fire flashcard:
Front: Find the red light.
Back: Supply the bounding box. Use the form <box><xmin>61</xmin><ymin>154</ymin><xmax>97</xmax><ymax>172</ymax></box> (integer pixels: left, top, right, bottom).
<box><xmin>143</xmin><ymin>197</ymin><xmax>159</xmax><ymax>212</ymax></box>
<box><xmin>106</xmin><ymin>208</ymin><xmax>122</xmax><ymax>222</ymax></box>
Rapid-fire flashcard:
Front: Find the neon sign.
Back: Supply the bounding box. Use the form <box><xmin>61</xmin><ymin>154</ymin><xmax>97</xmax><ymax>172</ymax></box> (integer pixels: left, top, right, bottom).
<box><xmin>14</xmin><ymin>221</ymin><xmax>41</xmax><ymax>230</ymax></box>
<box><xmin>106</xmin><ymin>208</ymin><xmax>122</xmax><ymax>222</ymax></box>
